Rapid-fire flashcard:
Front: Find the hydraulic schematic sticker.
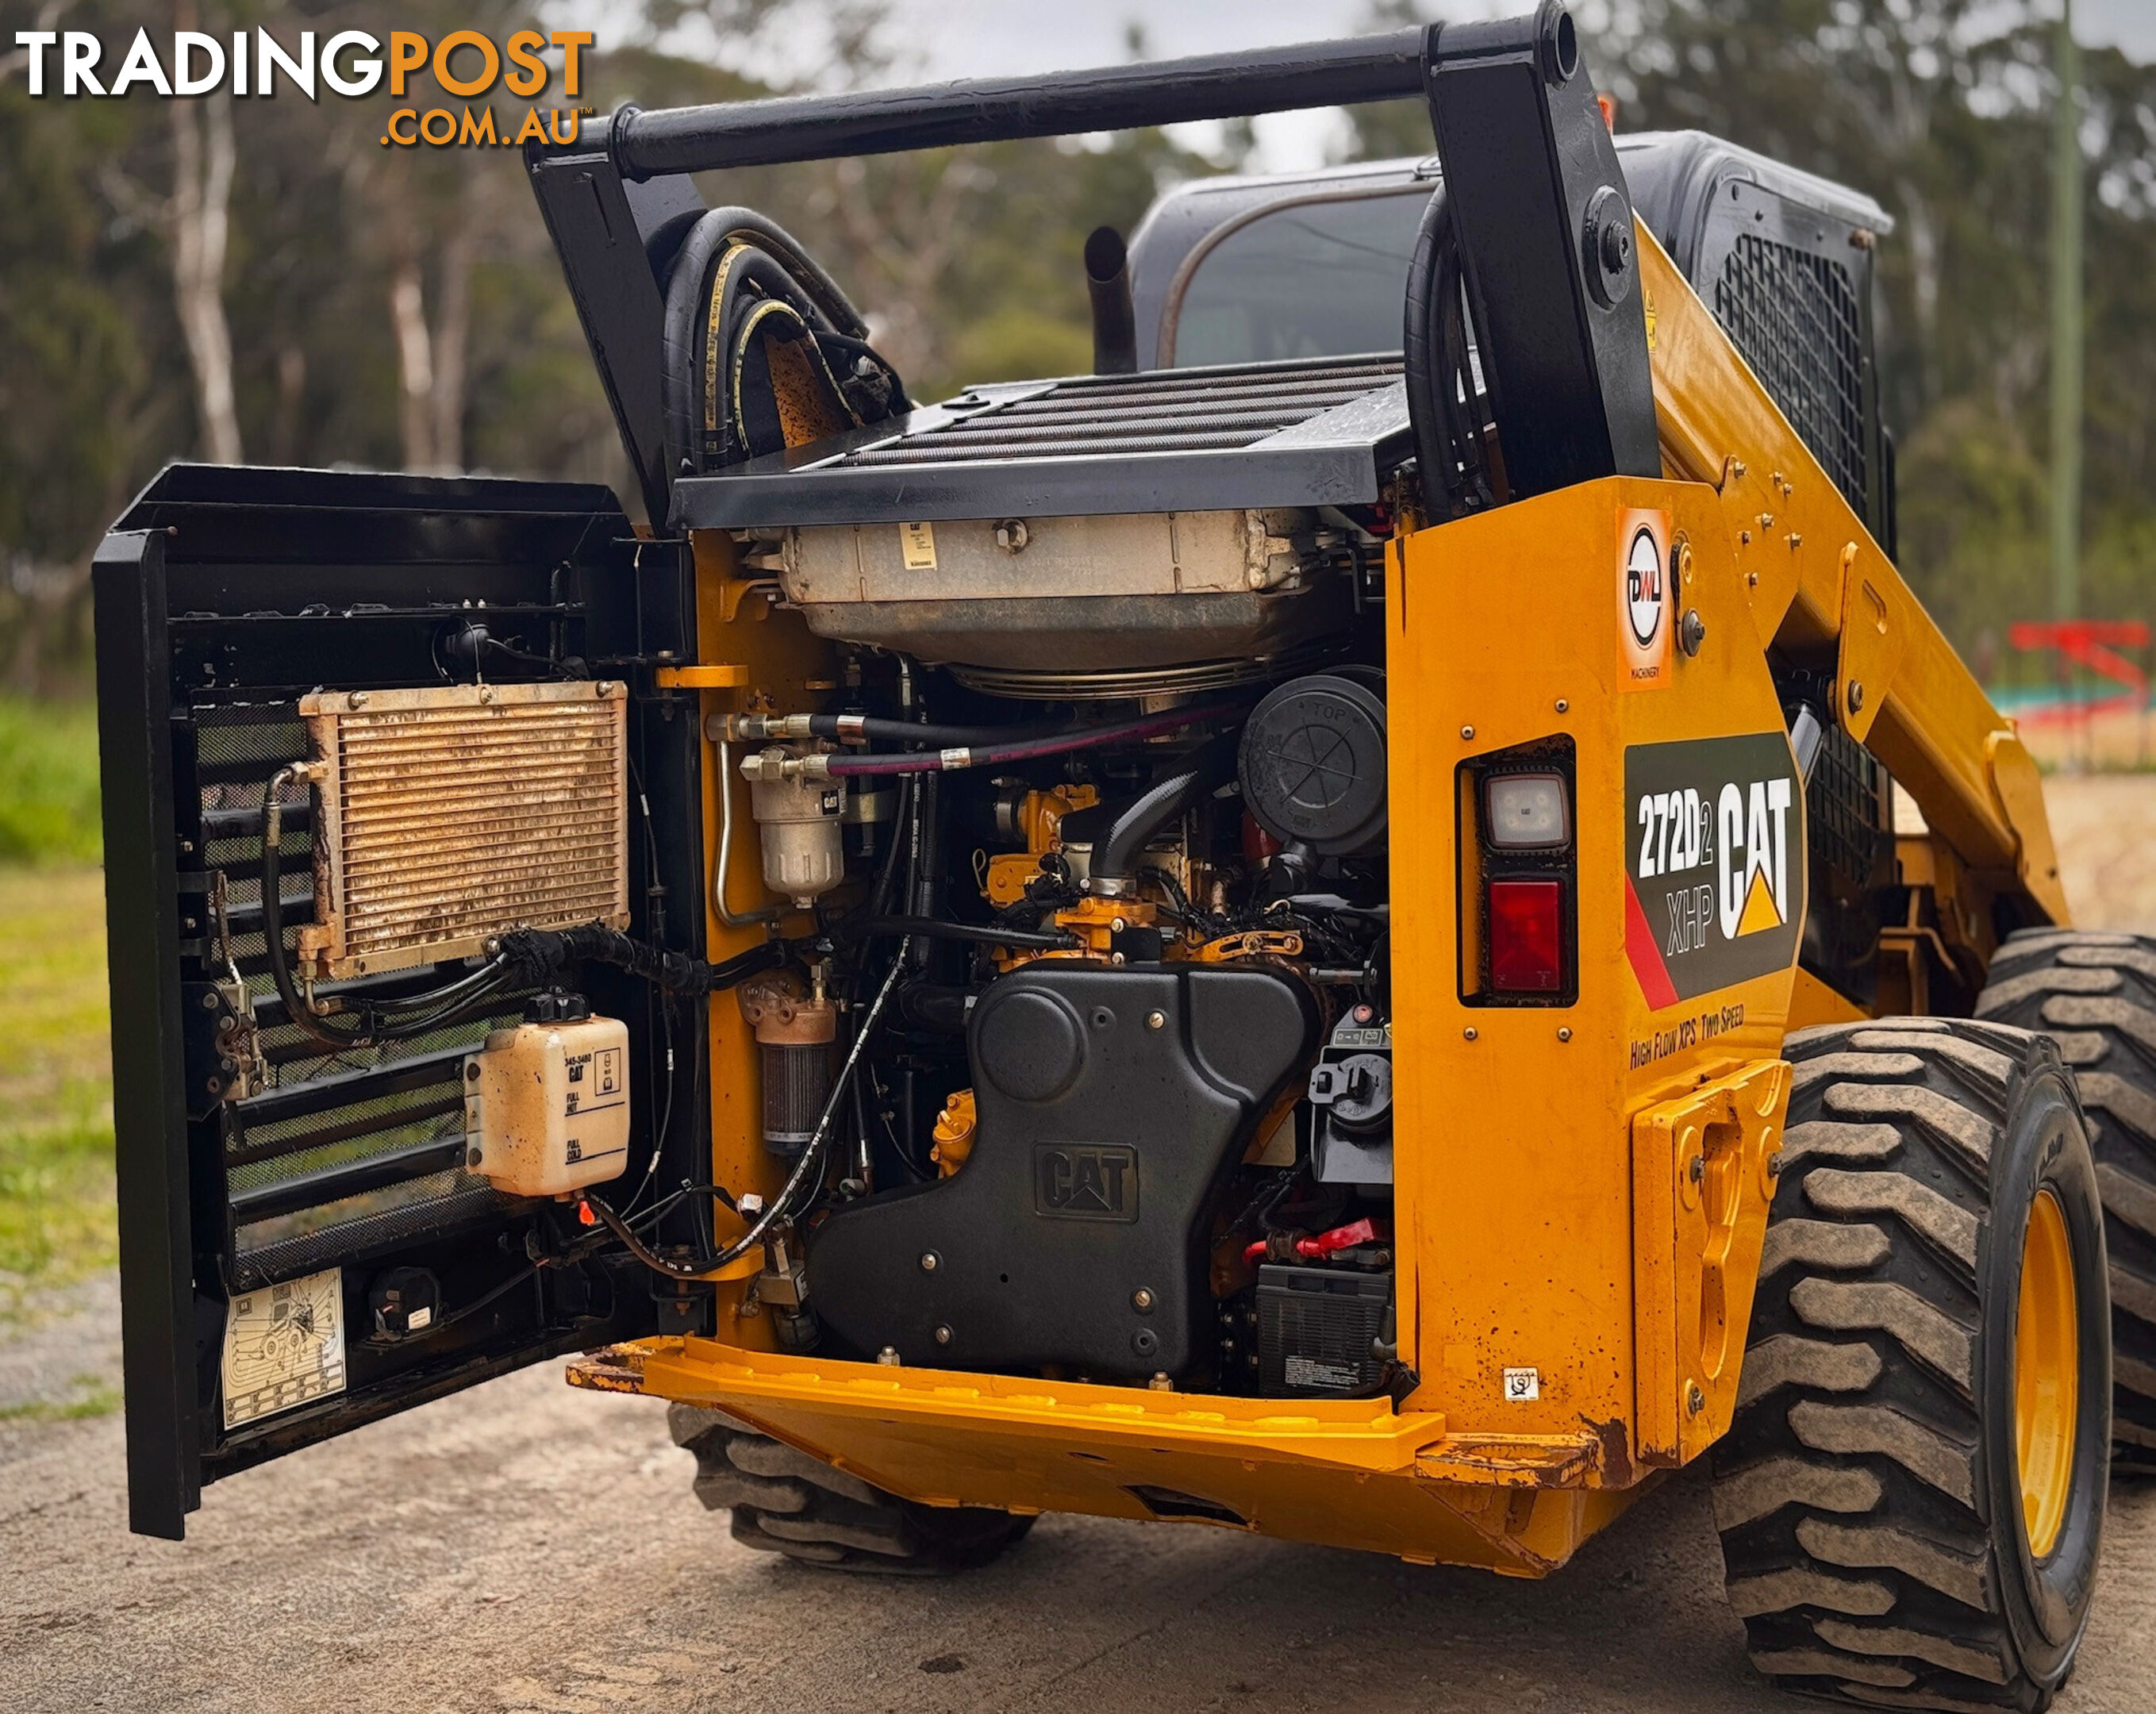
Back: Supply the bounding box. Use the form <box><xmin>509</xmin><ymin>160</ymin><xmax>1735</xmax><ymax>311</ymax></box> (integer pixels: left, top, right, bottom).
<box><xmin>221</xmin><ymin>1266</ymin><xmax>348</xmax><ymax>1429</ymax></box>
<box><xmin>1624</xmin><ymin>732</ymin><xmax>1806</xmax><ymax>1009</ymax></box>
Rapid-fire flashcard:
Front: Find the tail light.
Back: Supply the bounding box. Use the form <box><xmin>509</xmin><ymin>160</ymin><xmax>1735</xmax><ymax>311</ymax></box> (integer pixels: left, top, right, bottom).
<box><xmin>1462</xmin><ymin>743</ymin><xmax>1577</xmax><ymax>1005</ymax></box>
<box><xmin>1489</xmin><ymin>879</ymin><xmax>1564</xmax><ymax>991</ymax></box>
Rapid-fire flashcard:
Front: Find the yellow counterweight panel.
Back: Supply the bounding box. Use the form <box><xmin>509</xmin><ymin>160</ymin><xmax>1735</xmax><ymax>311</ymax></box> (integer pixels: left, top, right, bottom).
<box><xmin>1387</xmin><ymin>475</ymin><xmax>1797</xmax><ymax>1469</ymax></box>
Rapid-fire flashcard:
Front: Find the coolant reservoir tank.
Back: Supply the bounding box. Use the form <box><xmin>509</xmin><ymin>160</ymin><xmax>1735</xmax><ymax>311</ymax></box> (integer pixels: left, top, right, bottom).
<box><xmin>463</xmin><ymin>997</ymin><xmax>630</xmax><ymax>1197</ymax></box>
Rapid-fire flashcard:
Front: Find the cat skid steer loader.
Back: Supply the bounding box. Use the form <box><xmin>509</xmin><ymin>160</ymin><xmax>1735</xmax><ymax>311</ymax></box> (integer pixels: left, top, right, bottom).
<box><xmin>95</xmin><ymin>8</ymin><xmax>2140</xmax><ymax>1706</ymax></box>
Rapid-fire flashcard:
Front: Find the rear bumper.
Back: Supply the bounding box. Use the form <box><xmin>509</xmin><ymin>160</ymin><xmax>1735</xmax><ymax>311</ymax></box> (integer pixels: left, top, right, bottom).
<box><xmin>574</xmin><ymin>1339</ymin><xmax>1648</xmax><ymax>1573</ymax></box>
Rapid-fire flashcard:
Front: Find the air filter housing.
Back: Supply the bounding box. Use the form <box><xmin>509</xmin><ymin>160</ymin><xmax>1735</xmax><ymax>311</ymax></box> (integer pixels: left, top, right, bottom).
<box><xmin>296</xmin><ymin>681</ymin><xmax>629</xmax><ymax>979</ymax></box>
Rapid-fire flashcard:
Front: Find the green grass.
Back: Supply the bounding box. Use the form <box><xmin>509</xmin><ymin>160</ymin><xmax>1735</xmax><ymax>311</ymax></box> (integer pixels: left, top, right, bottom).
<box><xmin>0</xmin><ymin>864</ymin><xmax>115</xmax><ymax>1320</ymax></box>
<box><xmin>0</xmin><ymin>1374</ymin><xmax>119</xmax><ymax>1420</ymax></box>
<box><xmin>0</xmin><ymin>694</ymin><xmax>101</xmax><ymax>865</ymax></box>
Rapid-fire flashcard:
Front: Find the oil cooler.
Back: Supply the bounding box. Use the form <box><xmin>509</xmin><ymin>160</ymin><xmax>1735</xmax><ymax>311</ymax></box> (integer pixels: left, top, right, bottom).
<box><xmin>296</xmin><ymin>681</ymin><xmax>631</xmax><ymax>979</ymax></box>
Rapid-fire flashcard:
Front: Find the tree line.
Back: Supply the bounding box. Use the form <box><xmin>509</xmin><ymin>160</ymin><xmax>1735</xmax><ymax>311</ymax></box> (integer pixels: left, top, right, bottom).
<box><xmin>2</xmin><ymin>0</ymin><xmax>2150</xmax><ymax>694</ymax></box>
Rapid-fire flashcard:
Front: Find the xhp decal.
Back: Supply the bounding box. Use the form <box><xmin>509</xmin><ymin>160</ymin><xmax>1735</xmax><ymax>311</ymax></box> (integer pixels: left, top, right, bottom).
<box><xmin>1624</xmin><ymin>732</ymin><xmax>1805</xmax><ymax>1007</ymax></box>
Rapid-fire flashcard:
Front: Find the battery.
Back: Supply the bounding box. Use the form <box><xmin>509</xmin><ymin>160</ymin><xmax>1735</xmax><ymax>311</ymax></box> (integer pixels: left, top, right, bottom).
<box><xmin>1256</xmin><ymin>1263</ymin><xmax>1391</xmax><ymax>1397</ymax></box>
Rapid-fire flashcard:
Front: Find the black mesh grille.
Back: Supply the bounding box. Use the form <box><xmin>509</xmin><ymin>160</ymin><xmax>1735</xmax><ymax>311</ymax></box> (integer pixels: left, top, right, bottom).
<box><xmin>1808</xmin><ymin>720</ymin><xmax>1890</xmax><ymax>895</ymax></box>
<box><xmin>1713</xmin><ymin>235</ymin><xmax>1866</xmax><ymax>511</ymax></box>
<box><xmin>836</xmin><ymin>355</ymin><xmax>1403</xmax><ymax>467</ymax></box>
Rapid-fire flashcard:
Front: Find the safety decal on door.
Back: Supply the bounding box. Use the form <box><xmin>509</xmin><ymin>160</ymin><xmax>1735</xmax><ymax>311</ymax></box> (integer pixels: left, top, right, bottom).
<box><xmin>1617</xmin><ymin>507</ymin><xmax>1672</xmax><ymax>690</ymax></box>
<box><xmin>1623</xmin><ymin>732</ymin><xmax>1806</xmax><ymax>1008</ymax></box>
<box><xmin>221</xmin><ymin>1265</ymin><xmax>348</xmax><ymax>1429</ymax></box>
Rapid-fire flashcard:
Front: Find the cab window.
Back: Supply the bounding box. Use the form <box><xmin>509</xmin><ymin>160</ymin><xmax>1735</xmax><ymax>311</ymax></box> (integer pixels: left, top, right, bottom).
<box><xmin>1166</xmin><ymin>190</ymin><xmax>1430</xmax><ymax>368</ymax></box>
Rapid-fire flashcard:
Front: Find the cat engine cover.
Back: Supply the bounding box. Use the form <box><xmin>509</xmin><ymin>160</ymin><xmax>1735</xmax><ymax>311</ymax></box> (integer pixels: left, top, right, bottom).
<box><xmin>809</xmin><ymin>964</ymin><xmax>1318</xmax><ymax>1380</ymax></box>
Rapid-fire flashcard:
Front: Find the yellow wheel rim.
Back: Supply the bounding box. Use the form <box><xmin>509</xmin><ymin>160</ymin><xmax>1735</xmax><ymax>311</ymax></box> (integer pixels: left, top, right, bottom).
<box><xmin>2014</xmin><ymin>1187</ymin><xmax>2080</xmax><ymax>1558</ymax></box>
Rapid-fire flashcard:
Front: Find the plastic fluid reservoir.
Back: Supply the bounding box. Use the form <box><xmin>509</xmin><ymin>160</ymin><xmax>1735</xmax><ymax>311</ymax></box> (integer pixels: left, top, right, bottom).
<box><xmin>463</xmin><ymin>999</ymin><xmax>631</xmax><ymax>1197</ymax></box>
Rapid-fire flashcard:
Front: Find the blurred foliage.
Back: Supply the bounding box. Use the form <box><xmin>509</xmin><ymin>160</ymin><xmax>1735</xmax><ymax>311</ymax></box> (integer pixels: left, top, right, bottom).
<box><xmin>0</xmin><ymin>0</ymin><xmax>2150</xmax><ymax>690</ymax></box>
<box><xmin>0</xmin><ymin>695</ymin><xmax>101</xmax><ymax>864</ymax></box>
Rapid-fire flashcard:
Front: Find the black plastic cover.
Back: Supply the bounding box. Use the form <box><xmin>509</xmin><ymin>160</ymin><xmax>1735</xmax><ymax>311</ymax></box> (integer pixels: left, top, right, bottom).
<box><xmin>1257</xmin><ymin>1263</ymin><xmax>1391</xmax><ymax>1397</ymax></box>
<box><xmin>808</xmin><ymin>965</ymin><xmax>1319</xmax><ymax>1380</ymax></box>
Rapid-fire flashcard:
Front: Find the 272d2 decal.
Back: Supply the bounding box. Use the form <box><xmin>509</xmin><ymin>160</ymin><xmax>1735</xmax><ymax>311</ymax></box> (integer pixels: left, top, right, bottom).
<box><xmin>1623</xmin><ymin>732</ymin><xmax>1805</xmax><ymax>1008</ymax></box>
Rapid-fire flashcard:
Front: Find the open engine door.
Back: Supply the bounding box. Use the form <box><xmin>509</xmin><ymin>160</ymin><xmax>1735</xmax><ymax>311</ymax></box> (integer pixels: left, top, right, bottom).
<box><xmin>93</xmin><ymin>466</ymin><xmax>710</xmax><ymax>1538</ymax></box>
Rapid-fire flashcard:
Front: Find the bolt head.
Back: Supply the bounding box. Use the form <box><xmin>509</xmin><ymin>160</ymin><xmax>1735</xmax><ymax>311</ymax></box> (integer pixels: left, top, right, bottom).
<box><xmin>737</xmin><ymin>1193</ymin><xmax>766</xmax><ymax>1218</ymax></box>
<box><xmin>1847</xmin><ymin>680</ymin><xmax>1866</xmax><ymax>713</ymax></box>
<box><xmin>1555</xmin><ymin>698</ymin><xmax>1568</xmax><ymax>714</ymax></box>
<box><xmin>1460</xmin><ymin>724</ymin><xmax>1476</xmax><ymax>740</ymax></box>
<box><xmin>1132</xmin><ymin>1287</ymin><xmax>1155</xmax><ymax>1312</ymax></box>
<box><xmin>1680</xmin><ymin>609</ymin><xmax>1708</xmax><ymax>657</ymax></box>
<box><xmin>934</xmin><ymin>1324</ymin><xmax>953</xmax><ymax>1346</ymax></box>
<box><xmin>1686</xmin><ymin>1381</ymin><xmax>1706</xmax><ymax>1416</ymax></box>
<box><xmin>1558</xmin><ymin>1027</ymin><xmax>1573</xmax><ymax>1043</ymax></box>
<box><xmin>1145</xmin><ymin>1009</ymin><xmax>1166</xmax><ymax>1031</ymax></box>
<box><xmin>1464</xmin><ymin>1026</ymin><xmax>1479</xmax><ymax>1042</ymax></box>
<box><xmin>919</xmin><ymin>1251</ymin><xmax>940</xmax><ymax>1273</ymax></box>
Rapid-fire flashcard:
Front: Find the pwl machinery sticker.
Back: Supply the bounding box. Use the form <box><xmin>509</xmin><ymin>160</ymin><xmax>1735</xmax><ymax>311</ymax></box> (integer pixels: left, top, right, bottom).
<box><xmin>1623</xmin><ymin>732</ymin><xmax>1805</xmax><ymax>1009</ymax></box>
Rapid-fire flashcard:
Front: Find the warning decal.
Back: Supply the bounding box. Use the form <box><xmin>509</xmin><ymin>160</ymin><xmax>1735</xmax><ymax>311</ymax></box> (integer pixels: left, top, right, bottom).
<box><xmin>1624</xmin><ymin>732</ymin><xmax>1805</xmax><ymax>1007</ymax></box>
<box><xmin>221</xmin><ymin>1265</ymin><xmax>348</xmax><ymax>1429</ymax></box>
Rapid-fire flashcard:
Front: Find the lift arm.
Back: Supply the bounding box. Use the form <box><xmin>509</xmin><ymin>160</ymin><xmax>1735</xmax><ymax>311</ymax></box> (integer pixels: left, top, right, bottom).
<box><xmin>1639</xmin><ymin>227</ymin><xmax>2067</xmax><ymax>930</ymax></box>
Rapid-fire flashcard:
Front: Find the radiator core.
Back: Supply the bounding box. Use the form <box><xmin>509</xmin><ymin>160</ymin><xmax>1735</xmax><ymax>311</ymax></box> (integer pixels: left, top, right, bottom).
<box><xmin>297</xmin><ymin>681</ymin><xmax>630</xmax><ymax>980</ymax></box>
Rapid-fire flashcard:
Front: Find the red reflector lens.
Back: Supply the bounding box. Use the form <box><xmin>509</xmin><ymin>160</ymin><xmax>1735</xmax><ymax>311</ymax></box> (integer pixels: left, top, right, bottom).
<box><xmin>1488</xmin><ymin>878</ymin><xmax>1563</xmax><ymax>993</ymax></box>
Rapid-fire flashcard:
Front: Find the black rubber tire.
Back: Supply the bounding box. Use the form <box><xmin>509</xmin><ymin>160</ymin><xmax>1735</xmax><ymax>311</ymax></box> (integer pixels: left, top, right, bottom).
<box><xmin>667</xmin><ymin>1403</ymin><xmax>1035</xmax><ymax>1574</ymax></box>
<box><xmin>1977</xmin><ymin>928</ymin><xmax>2156</xmax><ymax>1470</ymax></box>
<box><xmin>1714</xmin><ymin>1017</ymin><xmax>2110</xmax><ymax>1710</ymax></box>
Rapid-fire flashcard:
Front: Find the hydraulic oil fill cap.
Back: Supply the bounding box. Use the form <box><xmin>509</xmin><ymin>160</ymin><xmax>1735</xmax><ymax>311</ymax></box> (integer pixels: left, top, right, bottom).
<box><xmin>1238</xmin><ymin>674</ymin><xmax>1387</xmax><ymax>856</ymax></box>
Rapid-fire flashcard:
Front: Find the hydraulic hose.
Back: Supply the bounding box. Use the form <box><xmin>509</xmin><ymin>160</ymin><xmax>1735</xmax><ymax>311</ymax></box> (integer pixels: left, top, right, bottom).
<box><xmin>262</xmin><ymin>767</ymin><xmax>519</xmax><ymax>1049</ymax></box>
<box><xmin>837</xmin><ymin>915</ymin><xmax>1080</xmax><ymax>951</ymax></box>
<box><xmin>660</xmin><ymin>206</ymin><xmax>871</xmax><ymax>478</ymax></box>
<box><xmin>496</xmin><ymin>923</ymin><xmax>790</xmax><ymax>995</ymax></box>
<box><xmin>815</xmin><ymin>699</ymin><xmax>1249</xmax><ymax>778</ymax></box>
<box><xmin>1402</xmin><ymin>186</ymin><xmax>1493</xmax><ymax>517</ymax></box>
<box><xmin>738</xmin><ymin>711</ymin><xmax>1074</xmax><ymax>748</ymax></box>
<box><xmin>594</xmin><ymin>935</ymin><xmax>920</xmax><ymax>1282</ymax></box>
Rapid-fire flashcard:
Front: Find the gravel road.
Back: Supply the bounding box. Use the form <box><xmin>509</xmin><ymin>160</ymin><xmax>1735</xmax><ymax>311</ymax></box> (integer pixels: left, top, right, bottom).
<box><xmin>9</xmin><ymin>775</ymin><xmax>2156</xmax><ymax>1713</ymax></box>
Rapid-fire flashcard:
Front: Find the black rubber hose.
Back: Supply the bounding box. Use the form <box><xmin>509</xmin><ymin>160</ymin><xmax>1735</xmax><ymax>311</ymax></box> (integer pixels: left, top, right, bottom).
<box><xmin>261</xmin><ymin>781</ymin><xmax>516</xmax><ymax>1047</ymax></box>
<box><xmin>803</xmin><ymin>712</ymin><xmax>1071</xmax><ymax>747</ymax></box>
<box><xmin>497</xmin><ymin>923</ymin><xmax>790</xmax><ymax>996</ymax></box>
<box><xmin>822</xmin><ymin>699</ymin><xmax>1248</xmax><ymax>777</ymax></box>
<box><xmin>1091</xmin><ymin>731</ymin><xmax>1240</xmax><ymax>893</ymax></box>
<box><xmin>1402</xmin><ymin>186</ymin><xmax>1492</xmax><ymax>517</ymax></box>
<box><xmin>660</xmin><ymin>207</ymin><xmax>870</xmax><ymax>478</ymax></box>
<box><xmin>261</xmin><ymin>771</ymin><xmax>373</xmax><ymax>1050</ymax></box>
<box><xmin>838</xmin><ymin>916</ymin><xmax>1079</xmax><ymax>951</ymax></box>
<box><xmin>898</xmin><ymin>984</ymin><xmax>973</xmax><ymax>1032</ymax></box>
<box><xmin>605</xmin><ymin>935</ymin><xmax>914</xmax><ymax>1282</ymax></box>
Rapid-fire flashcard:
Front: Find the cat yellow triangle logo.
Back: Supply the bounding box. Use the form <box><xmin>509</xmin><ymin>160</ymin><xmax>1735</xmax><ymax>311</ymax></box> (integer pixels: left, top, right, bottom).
<box><xmin>1736</xmin><ymin>866</ymin><xmax>1783</xmax><ymax>936</ymax></box>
